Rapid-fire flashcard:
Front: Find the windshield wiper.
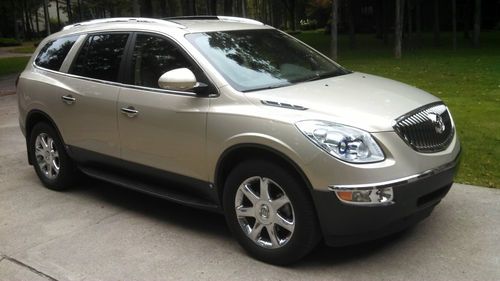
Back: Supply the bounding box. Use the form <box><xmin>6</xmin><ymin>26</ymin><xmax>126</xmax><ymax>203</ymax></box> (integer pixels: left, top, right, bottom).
<box><xmin>301</xmin><ymin>71</ymin><xmax>341</xmax><ymax>83</ymax></box>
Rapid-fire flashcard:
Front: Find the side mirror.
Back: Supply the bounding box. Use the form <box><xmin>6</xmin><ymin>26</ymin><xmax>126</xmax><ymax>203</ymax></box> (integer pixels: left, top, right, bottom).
<box><xmin>158</xmin><ymin>68</ymin><xmax>198</xmax><ymax>91</ymax></box>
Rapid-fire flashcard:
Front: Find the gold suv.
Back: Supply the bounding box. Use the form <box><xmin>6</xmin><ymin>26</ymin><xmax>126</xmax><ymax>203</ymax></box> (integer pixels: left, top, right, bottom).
<box><xmin>17</xmin><ymin>16</ymin><xmax>461</xmax><ymax>265</ymax></box>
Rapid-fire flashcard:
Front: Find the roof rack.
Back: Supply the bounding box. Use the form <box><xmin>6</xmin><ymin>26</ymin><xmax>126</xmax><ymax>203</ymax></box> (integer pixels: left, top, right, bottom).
<box><xmin>63</xmin><ymin>17</ymin><xmax>184</xmax><ymax>30</ymax></box>
<box><xmin>164</xmin><ymin>16</ymin><xmax>264</xmax><ymax>26</ymax></box>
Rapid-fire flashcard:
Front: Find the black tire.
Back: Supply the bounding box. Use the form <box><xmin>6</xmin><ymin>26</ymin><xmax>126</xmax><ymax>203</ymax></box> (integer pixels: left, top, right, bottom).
<box><xmin>223</xmin><ymin>159</ymin><xmax>321</xmax><ymax>265</ymax></box>
<box><xmin>28</xmin><ymin>122</ymin><xmax>77</xmax><ymax>190</ymax></box>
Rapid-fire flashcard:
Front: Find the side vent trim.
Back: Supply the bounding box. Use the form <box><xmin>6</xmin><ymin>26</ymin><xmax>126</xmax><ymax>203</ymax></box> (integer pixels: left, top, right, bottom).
<box><xmin>261</xmin><ymin>100</ymin><xmax>308</xmax><ymax>111</ymax></box>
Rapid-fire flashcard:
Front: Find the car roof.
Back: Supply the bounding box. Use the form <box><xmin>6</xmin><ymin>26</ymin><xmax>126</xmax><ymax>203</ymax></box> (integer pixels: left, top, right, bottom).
<box><xmin>53</xmin><ymin>16</ymin><xmax>272</xmax><ymax>39</ymax></box>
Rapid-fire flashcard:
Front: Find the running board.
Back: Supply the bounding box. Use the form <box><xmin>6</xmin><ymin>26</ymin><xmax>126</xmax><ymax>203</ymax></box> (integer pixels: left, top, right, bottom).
<box><xmin>79</xmin><ymin>166</ymin><xmax>221</xmax><ymax>213</ymax></box>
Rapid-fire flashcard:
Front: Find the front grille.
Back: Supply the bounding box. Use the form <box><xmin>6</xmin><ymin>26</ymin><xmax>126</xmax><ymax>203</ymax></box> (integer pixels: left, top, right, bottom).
<box><xmin>394</xmin><ymin>102</ymin><xmax>454</xmax><ymax>153</ymax></box>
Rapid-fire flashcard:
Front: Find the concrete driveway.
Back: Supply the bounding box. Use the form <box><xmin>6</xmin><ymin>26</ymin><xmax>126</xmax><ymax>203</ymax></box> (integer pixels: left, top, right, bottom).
<box><xmin>0</xmin><ymin>93</ymin><xmax>499</xmax><ymax>281</ymax></box>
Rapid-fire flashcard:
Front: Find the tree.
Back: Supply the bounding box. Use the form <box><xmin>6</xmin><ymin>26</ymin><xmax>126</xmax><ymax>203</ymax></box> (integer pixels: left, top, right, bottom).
<box><xmin>452</xmin><ymin>0</ymin><xmax>457</xmax><ymax>49</ymax></box>
<box><xmin>43</xmin><ymin>0</ymin><xmax>50</xmax><ymax>35</ymax></box>
<box><xmin>473</xmin><ymin>0</ymin><xmax>481</xmax><ymax>47</ymax></box>
<box><xmin>433</xmin><ymin>0</ymin><xmax>440</xmax><ymax>46</ymax></box>
<box><xmin>347</xmin><ymin>0</ymin><xmax>356</xmax><ymax>49</ymax></box>
<box><xmin>224</xmin><ymin>0</ymin><xmax>232</xmax><ymax>15</ymax></box>
<box><xmin>395</xmin><ymin>0</ymin><xmax>405</xmax><ymax>59</ymax></box>
<box><xmin>330</xmin><ymin>0</ymin><xmax>339</xmax><ymax>60</ymax></box>
<box><xmin>206</xmin><ymin>0</ymin><xmax>216</xmax><ymax>14</ymax></box>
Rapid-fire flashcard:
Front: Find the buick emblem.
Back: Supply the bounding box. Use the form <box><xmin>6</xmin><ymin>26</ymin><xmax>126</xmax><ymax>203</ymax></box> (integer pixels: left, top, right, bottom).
<box><xmin>427</xmin><ymin>113</ymin><xmax>445</xmax><ymax>134</ymax></box>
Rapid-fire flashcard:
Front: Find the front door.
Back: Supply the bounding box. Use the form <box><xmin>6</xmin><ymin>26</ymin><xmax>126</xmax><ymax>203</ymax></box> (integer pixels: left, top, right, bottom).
<box><xmin>117</xmin><ymin>33</ymin><xmax>212</xmax><ymax>181</ymax></box>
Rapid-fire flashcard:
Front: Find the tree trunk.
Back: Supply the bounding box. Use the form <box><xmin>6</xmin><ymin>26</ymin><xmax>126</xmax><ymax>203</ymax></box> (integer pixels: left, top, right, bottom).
<box><xmin>23</xmin><ymin>0</ymin><xmax>33</xmax><ymax>39</ymax></box>
<box><xmin>206</xmin><ymin>0</ymin><xmax>216</xmax><ymax>15</ymax></box>
<box><xmin>375</xmin><ymin>0</ymin><xmax>382</xmax><ymax>39</ymax></box>
<box><xmin>289</xmin><ymin>0</ymin><xmax>296</xmax><ymax>31</ymax></box>
<box><xmin>268</xmin><ymin>0</ymin><xmax>274</xmax><ymax>25</ymax></box>
<box><xmin>78</xmin><ymin>0</ymin><xmax>83</xmax><ymax>21</ymax></box>
<box><xmin>223</xmin><ymin>0</ymin><xmax>232</xmax><ymax>15</ymax></box>
<box><xmin>382</xmin><ymin>0</ymin><xmax>388</xmax><ymax>45</ymax></box>
<box><xmin>35</xmin><ymin>9</ymin><xmax>40</xmax><ymax>35</ymax></box>
<box><xmin>433</xmin><ymin>0</ymin><xmax>440</xmax><ymax>46</ymax></box>
<box><xmin>452</xmin><ymin>0</ymin><xmax>457</xmax><ymax>49</ymax></box>
<box><xmin>56</xmin><ymin>0</ymin><xmax>61</xmax><ymax>28</ymax></box>
<box><xmin>330</xmin><ymin>0</ymin><xmax>339</xmax><ymax>60</ymax></box>
<box><xmin>464</xmin><ymin>0</ymin><xmax>471</xmax><ymax>40</ymax></box>
<box><xmin>407</xmin><ymin>0</ymin><xmax>412</xmax><ymax>46</ymax></box>
<box><xmin>43</xmin><ymin>0</ymin><xmax>51</xmax><ymax>35</ymax></box>
<box><xmin>473</xmin><ymin>0</ymin><xmax>481</xmax><ymax>47</ymax></box>
<box><xmin>395</xmin><ymin>0</ymin><xmax>405</xmax><ymax>59</ymax></box>
<box><xmin>415</xmin><ymin>0</ymin><xmax>421</xmax><ymax>47</ymax></box>
<box><xmin>348</xmin><ymin>0</ymin><xmax>356</xmax><ymax>49</ymax></box>
<box><xmin>241</xmin><ymin>0</ymin><xmax>246</xmax><ymax>17</ymax></box>
<box><xmin>66</xmin><ymin>0</ymin><xmax>72</xmax><ymax>23</ymax></box>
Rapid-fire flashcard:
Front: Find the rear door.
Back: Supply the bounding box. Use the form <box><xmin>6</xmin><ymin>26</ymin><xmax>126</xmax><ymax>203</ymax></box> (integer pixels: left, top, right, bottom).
<box><xmin>117</xmin><ymin>33</ymin><xmax>213</xmax><ymax>181</ymax></box>
<box><xmin>57</xmin><ymin>33</ymin><xmax>131</xmax><ymax>158</ymax></box>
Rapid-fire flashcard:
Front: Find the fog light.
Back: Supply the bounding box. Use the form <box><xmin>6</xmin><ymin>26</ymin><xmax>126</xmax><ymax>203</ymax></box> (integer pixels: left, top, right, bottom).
<box><xmin>334</xmin><ymin>187</ymin><xmax>394</xmax><ymax>206</ymax></box>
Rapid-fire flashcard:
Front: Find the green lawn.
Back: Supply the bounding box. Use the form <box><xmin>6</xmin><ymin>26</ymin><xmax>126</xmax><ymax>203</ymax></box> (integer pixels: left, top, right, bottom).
<box><xmin>296</xmin><ymin>31</ymin><xmax>500</xmax><ymax>188</ymax></box>
<box><xmin>0</xmin><ymin>56</ymin><xmax>29</xmax><ymax>76</ymax></box>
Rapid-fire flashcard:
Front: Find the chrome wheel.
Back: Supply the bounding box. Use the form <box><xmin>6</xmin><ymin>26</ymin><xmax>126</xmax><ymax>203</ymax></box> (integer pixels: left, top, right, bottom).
<box><xmin>34</xmin><ymin>133</ymin><xmax>60</xmax><ymax>180</ymax></box>
<box><xmin>235</xmin><ymin>176</ymin><xmax>295</xmax><ymax>249</ymax></box>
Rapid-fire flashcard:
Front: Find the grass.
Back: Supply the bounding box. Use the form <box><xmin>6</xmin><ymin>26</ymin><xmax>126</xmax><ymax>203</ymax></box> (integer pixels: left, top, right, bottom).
<box><xmin>0</xmin><ymin>56</ymin><xmax>30</xmax><ymax>76</ymax></box>
<box><xmin>295</xmin><ymin>30</ymin><xmax>500</xmax><ymax>188</ymax></box>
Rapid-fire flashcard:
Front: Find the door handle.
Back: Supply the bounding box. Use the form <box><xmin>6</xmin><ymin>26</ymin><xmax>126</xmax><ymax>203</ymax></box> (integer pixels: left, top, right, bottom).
<box><xmin>121</xmin><ymin>106</ymin><xmax>139</xmax><ymax>118</ymax></box>
<box><xmin>61</xmin><ymin>95</ymin><xmax>76</xmax><ymax>105</ymax></box>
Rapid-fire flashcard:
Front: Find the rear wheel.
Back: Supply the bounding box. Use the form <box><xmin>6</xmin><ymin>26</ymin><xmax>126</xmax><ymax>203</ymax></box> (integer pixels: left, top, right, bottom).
<box><xmin>223</xmin><ymin>160</ymin><xmax>320</xmax><ymax>265</ymax></box>
<box><xmin>29</xmin><ymin>122</ymin><xmax>77</xmax><ymax>190</ymax></box>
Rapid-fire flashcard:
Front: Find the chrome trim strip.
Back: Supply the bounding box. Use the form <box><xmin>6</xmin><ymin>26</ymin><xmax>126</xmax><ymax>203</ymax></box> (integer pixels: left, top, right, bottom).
<box><xmin>329</xmin><ymin>153</ymin><xmax>460</xmax><ymax>191</ymax></box>
<box><xmin>261</xmin><ymin>100</ymin><xmax>308</xmax><ymax>110</ymax></box>
<box><xmin>33</xmin><ymin>64</ymin><xmax>207</xmax><ymax>98</ymax></box>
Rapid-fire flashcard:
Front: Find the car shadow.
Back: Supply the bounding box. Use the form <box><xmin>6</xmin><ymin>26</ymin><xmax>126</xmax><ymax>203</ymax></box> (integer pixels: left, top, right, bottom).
<box><xmin>68</xmin><ymin>176</ymin><xmax>231</xmax><ymax>238</ymax></box>
<box><xmin>67</xmin><ymin>175</ymin><xmax>418</xmax><ymax>267</ymax></box>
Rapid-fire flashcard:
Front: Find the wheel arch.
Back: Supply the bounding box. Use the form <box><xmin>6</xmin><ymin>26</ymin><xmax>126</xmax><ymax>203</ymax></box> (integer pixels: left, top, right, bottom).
<box><xmin>214</xmin><ymin>143</ymin><xmax>314</xmax><ymax>206</ymax></box>
<box><xmin>25</xmin><ymin>110</ymin><xmax>66</xmax><ymax>165</ymax></box>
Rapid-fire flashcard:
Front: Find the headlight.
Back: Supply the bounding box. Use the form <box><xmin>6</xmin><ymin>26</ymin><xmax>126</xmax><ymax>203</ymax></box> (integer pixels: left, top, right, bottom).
<box><xmin>295</xmin><ymin>120</ymin><xmax>385</xmax><ymax>163</ymax></box>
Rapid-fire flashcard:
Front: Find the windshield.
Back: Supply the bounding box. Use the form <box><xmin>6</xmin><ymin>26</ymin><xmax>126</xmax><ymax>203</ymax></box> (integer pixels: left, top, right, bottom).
<box><xmin>185</xmin><ymin>29</ymin><xmax>349</xmax><ymax>92</ymax></box>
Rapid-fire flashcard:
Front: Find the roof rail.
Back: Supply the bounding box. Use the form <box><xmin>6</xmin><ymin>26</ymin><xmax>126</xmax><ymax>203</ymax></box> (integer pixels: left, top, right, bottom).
<box><xmin>166</xmin><ymin>16</ymin><xmax>219</xmax><ymax>20</ymax></box>
<box><xmin>63</xmin><ymin>17</ymin><xmax>184</xmax><ymax>30</ymax></box>
<box><xmin>217</xmin><ymin>16</ymin><xmax>264</xmax><ymax>25</ymax></box>
<box><xmin>164</xmin><ymin>16</ymin><xmax>264</xmax><ymax>26</ymax></box>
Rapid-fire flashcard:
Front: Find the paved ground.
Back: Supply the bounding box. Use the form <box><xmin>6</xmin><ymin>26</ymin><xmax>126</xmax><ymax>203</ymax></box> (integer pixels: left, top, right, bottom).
<box><xmin>0</xmin><ymin>93</ymin><xmax>499</xmax><ymax>281</ymax></box>
<box><xmin>0</xmin><ymin>74</ymin><xmax>17</xmax><ymax>96</ymax></box>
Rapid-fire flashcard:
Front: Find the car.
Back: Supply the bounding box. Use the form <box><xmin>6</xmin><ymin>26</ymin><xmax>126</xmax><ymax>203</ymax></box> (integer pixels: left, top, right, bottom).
<box><xmin>17</xmin><ymin>16</ymin><xmax>461</xmax><ymax>265</ymax></box>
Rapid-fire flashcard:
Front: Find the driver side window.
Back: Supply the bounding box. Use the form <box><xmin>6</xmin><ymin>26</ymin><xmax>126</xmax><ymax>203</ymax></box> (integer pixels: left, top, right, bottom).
<box><xmin>131</xmin><ymin>34</ymin><xmax>193</xmax><ymax>89</ymax></box>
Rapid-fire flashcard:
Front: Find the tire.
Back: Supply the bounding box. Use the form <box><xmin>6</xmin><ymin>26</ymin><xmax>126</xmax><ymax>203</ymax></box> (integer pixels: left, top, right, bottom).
<box><xmin>223</xmin><ymin>159</ymin><xmax>321</xmax><ymax>265</ymax></box>
<box><xmin>28</xmin><ymin>122</ymin><xmax>77</xmax><ymax>190</ymax></box>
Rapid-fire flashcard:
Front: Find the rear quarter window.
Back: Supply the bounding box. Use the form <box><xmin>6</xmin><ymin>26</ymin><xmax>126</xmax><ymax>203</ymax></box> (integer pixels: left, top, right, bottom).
<box><xmin>35</xmin><ymin>35</ymin><xmax>79</xmax><ymax>71</ymax></box>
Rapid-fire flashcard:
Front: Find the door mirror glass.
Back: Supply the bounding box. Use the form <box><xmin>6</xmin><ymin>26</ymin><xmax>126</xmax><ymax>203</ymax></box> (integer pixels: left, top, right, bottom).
<box><xmin>158</xmin><ymin>68</ymin><xmax>198</xmax><ymax>91</ymax></box>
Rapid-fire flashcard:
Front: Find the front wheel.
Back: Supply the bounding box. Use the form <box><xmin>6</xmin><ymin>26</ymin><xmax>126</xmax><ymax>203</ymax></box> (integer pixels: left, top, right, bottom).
<box><xmin>223</xmin><ymin>160</ymin><xmax>320</xmax><ymax>265</ymax></box>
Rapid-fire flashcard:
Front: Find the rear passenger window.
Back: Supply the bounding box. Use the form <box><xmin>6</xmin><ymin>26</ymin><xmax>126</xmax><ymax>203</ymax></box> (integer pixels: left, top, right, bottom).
<box><xmin>70</xmin><ymin>33</ymin><xmax>129</xmax><ymax>82</ymax></box>
<box><xmin>35</xmin><ymin>35</ymin><xmax>79</xmax><ymax>71</ymax></box>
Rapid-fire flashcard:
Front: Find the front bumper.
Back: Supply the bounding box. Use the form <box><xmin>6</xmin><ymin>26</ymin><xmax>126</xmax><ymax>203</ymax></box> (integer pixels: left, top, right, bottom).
<box><xmin>311</xmin><ymin>154</ymin><xmax>460</xmax><ymax>247</ymax></box>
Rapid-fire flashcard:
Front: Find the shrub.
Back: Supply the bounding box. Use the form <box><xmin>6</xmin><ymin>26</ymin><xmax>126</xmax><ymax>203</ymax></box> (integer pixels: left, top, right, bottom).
<box><xmin>300</xmin><ymin>19</ymin><xmax>318</xmax><ymax>31</ymax></box>
<box><xmin>0</xmin><ymin>38</ymin><xmax>22</xmax><ymax>47</ymax></box>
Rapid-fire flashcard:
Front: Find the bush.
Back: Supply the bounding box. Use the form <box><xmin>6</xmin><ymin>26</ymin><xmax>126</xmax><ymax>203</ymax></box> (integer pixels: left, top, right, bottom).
<box><xmin>0</xmin><ymin>38</ymin><xmax>22</xmax><ymax>47</ymax></box>
<box><xmin>300</xmin><ymin>19</ymin><xmax>318</xmax><ymax>31</ymax></box>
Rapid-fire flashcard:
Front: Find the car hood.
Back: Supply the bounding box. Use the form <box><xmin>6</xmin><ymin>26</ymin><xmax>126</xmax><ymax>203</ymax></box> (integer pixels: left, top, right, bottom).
<box><xmin>247</xmin><ymin>72</ymin><xmax>441</xmax><ymax>132</ymax></box>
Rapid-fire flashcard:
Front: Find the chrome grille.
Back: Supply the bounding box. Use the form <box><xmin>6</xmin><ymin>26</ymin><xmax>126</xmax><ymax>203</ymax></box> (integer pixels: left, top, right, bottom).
<box><xmin>394</xmin><ymin>102</ymin><xmax>454</xmax><ymax>153</ymax></box>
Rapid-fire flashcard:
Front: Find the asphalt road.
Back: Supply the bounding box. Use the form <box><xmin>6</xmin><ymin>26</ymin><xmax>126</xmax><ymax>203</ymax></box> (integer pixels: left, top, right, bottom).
<box><xmin>1</xmin><ymin>93</ymin><xmax>499</xmax><ymax>281</ymax></box>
